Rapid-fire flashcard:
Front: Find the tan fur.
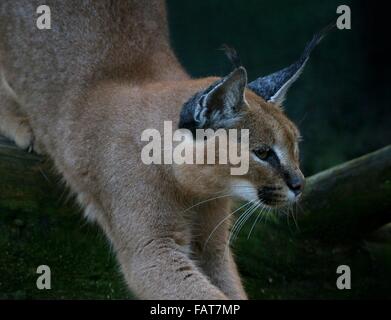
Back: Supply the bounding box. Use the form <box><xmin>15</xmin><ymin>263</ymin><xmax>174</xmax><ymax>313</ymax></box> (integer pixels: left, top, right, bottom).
<box><xmin>0</xmin><ymin>1</ymin><xmax>302</xmax><ymax>299</ymax></box>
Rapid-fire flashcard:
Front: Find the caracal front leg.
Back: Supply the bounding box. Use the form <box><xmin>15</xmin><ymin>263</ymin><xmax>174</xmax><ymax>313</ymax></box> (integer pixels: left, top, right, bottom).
<box><xmin>106</xmin><ymin>203</ymin><xmax>228</xmax><ymax>300</ymax></box>
<box><xmin>194</xmin><ymin>202</ymin><xmax>248</xmax><ymax>300</ymax></box>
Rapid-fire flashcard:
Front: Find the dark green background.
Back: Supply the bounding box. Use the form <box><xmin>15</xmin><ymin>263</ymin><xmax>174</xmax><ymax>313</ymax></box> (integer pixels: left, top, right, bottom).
<box><xmin>167</xmin><ymin>0</ymin><xmax>390</xmax><ymax>175</ymax></box>
<box><xmin>1</xmin><ymin>0</ymin><xmax>390</xmax><ymax>300</ymax></box>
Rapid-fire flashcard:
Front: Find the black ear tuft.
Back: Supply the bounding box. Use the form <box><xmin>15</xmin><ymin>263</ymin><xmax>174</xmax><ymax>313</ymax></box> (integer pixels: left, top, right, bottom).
<box><xmin>221</xmin><ymin>44</ymin><xmax>242</xmax><ymax>69</ymax></box>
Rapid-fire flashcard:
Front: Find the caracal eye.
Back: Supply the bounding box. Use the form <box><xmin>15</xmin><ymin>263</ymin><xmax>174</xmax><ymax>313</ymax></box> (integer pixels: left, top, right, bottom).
<box><xmin>253</xmin><ymin>146</ymin><xmax>271</xmax><ymax>161</ymax></box>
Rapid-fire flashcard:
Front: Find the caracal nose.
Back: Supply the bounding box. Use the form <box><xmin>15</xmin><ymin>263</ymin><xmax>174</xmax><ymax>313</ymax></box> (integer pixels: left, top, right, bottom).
<box><xmin>287</xmin><ymin>172</ymin><xmax>305</xmax><ymax>196</ymax></box>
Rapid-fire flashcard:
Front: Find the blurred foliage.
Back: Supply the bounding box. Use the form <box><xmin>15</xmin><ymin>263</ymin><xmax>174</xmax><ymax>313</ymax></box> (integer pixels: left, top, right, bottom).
<box><xmin>167</xmin><ymin>0</ymin><xmax>390</xmax><ymax>175</ymax></box>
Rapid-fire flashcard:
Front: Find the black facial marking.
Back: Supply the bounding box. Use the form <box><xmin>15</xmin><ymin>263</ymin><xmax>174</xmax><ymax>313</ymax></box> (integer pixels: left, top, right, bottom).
<box><xmin>265</xmin><ymin>150</ymin><xmax>280</xmax><ymax>169</ymax></box>
<box><xmin>257</xmin><ymin>187</ymin><xmax>284</xmax><ymax>205</ymax></box>
<box><xmin>253</xmin><ymin>147</ymin><xmax>281</xmax><ymax>170</ymax></box>
<box><xmin>254</xmin><ymin>147</ymin><xmax>300</xmax><ymax>193</ymax></box>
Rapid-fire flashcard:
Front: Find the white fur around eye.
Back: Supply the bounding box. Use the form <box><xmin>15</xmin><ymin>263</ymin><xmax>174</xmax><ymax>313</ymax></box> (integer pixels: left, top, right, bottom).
<box><xmin>229</xmin><ymin>179</ymin><xmax>258</xmax><ymax>202</ymax></box>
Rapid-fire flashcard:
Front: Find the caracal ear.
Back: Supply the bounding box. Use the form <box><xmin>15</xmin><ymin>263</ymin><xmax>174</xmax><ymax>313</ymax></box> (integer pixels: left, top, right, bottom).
<box><xmin>179</xmin><ymin>67</ymin><xmax>248</xmax><ymax>133</ymax></box>
<box><xmin>200</xmin><ymin>66</ymin><xmax>248</xmax><ymax>129</ymax></box>
<box><xmin>248</xmin><ymin>23</ymin><xmax>335</xmax><ymax>105</ymax></box>
<box><xmin>204</xmin><ymin>67</ymin><xmax>247</xmax><ymax>113</ymax></box>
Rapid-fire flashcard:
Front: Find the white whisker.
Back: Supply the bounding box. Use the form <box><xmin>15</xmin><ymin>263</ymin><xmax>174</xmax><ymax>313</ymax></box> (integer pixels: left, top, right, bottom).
<box><xmin>203</xmin><ymin>200</ymin><xmax>253</xmax><ymax>250</ymax></box>
<box><xmin>247</xmin><ymin>204</ymin><xmax>266</xmax><ymax>239</ymax></box>
<box><xmin>182</xmin><ymin>194</ymin><xmax>231</xmax><ymax>213</ymax></box>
